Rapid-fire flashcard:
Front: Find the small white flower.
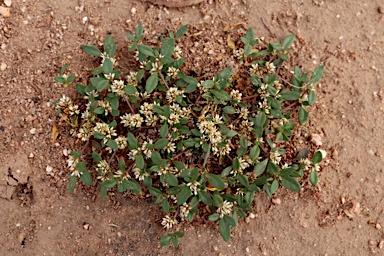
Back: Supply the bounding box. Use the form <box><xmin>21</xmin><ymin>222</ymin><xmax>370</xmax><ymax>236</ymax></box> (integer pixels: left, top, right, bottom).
<box><xmin>115</xmin><ymin>136</ymin><xmax>128</xmax><ymax>149</ymax></box>
<box><xmin>120</xmin><ymin>113</ymin><xmax>144</xmax><ymax>128</ymax></box>
<box><xmin>167</xmin><ymin>66</ymin><xmax>179</xmax><ymax>79</ymax></box>
<box><xmin>161</xmin><ymin>215</ymin><xmax>178</xmax><ymax>229</ymax></box>
<box><xmin>270</xmin><ymin>151</ymin><xmax>282</xmax><ymax>165</ymax></box>
<box><xmin>187</xmin><ymin>180</ymin><xmax>200</xmax><ymax>195</ymax></box>
<box><xmin>265</xmin><ymin>62</ymin><xmax>276</xmax><ymax>74</ymax></box>
<box><xmin>217</xmin><ymin>200</ymin><xmax>233</xmax><ymax>218</ymax></box>
<box><xmin>230</xmin><ymin>90</ymin><xmax>242</xmax><ymax>102</ymax></box>
<box><xmin>173</xmin><ymin>46</ymin><xmax>182</xmax><ymax>60</ymax></box>
<box><xmin>111</xmin><ymin>80</ymin><xmax>125</xmax><ymax>96</ymax></box>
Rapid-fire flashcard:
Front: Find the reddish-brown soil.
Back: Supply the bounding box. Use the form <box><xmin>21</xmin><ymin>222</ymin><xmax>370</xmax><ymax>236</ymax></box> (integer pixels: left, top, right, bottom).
<box><xmin>1</xmin><ymin>0</ymin><xmax>384</xmax><ymax>255</ymax></box>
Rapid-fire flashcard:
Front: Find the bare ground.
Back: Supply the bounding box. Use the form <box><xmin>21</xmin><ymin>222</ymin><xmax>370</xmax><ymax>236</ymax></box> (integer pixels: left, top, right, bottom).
<box><xmin>1</xmin><ymin>0</ymin><xmax>384</xmax><ymax>255</ymax></box>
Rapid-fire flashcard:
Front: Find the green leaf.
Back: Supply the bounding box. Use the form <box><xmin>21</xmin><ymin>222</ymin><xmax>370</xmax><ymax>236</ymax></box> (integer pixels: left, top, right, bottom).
<box><xmin>221</xmin><ymin>166</ymin><xmax>232</xmax><ymax>177</ymax></box>
<box><xmin>101</xmin><ymin>179</ymin><xmax>117</xmax><ymax>189</ymax></box>
<box><xmin>103</xmin><ymin>36</ymin><xmax>116</xmax><ymax>57</ymax></box>
<box><xmin>281</xmin><ymin>176</ymin><xmax>301</xmax><ymax>191</ymax></box>
<box><xmin>148</xmin><ymin>186</ymin><xmax>162</xmax><ymax>196</ymax></box>
<box><xmin>160</xmin><ymin>123</ymin><xmax>169</xmax><ymax>137</ymax></box>
<box><xmin>90</xmin><ymin>77</ymin><xmax>110</xmax><ymax>92</ymax></box>
<box><xmin>172</xmin><ymin>237</ymin><xmax>179</xmax><ymax>247</ymax></box>
<box><xmin>135</xmin><ymin>24</ymin><xmax>143</xmax><ymax>40</ymax></box>
<box><xmin>55</xmin><ymin>76</ymin><xmax>65</xmax><ymax>84</ymax></box>
<box><xmin>135</xmin><ymin>154</ymin><xmax>145</xmax><ymax>169</ymax></box>
<box><xmin>310</xmin><ymin>171</ymin><xmax>319</xmax><ymax>186</ymax></box>
<box><xmin>213</xmin><ymin>194</ymin><xmax>224</xmax><ymax>207</ymax></box>
<box><xmin>250</xmin><ymin>146</ymin><xmax>260</xmax><ymax>160</ymax></box>
<box><xmin>67</xmin><ymin>74</ymin><xmax>75</xmax><ymax>84</ymax></box>
<box><xmin>267</xmin><ymin>162</ymin><xmax>280</xmax><ymax>175</ymax></box>
<box><xmin>176</xmin><ymin>25</ymin><xmax>188</xmax><ymax>39</ymax></box>
<box><xmin>91</xmin><ymin>152</ymin><xmax>102</xmax><ymax>163</ymax></box>
<box><xmin>312</xmin><ymin>151</ymin><xmax>323</xmax><ymax>164</ymax></box>
<box><xmin>282</xmin><ymin>34</ymin><xmax>295</xmax><ymax>50</ymax></box>
<box><xmin>107</xmin><ymin>140</ymin><xmax>118</xmax><ymax>151</ymax></box>
<box><xmin>100</xmin><ymin>185</ymin><xmax>108</xmax><ymax>199</ymax></box>
<box><xmin>207</xmin><ymin>174</ymin><xmax>225</xmax><ymax>190</ymax></box>
<box><xmin>174</xmin><ymin>161</ymin><xmax>185</xmax><ymax>171</ymax></box>
<box><xmin>165</xmin><ymin>173</ymin><xmax>178</xmax><ymax>186</ymax></box>
<box><xmin>60</xmin><ymin>64</ymin><xmax>69</xmax><ymax>76</ymax></box>
<box><xmin>277</xmin><ymin>53</ymin><xmax>289</xmax><ymax>61</ymax></box>
<box><xmin>146</xmin><ymin>72</ymin><xmax>158</xmax><ymax>93</ymax></box>
<box><xmin>161</xmin><ymin>38</ymin><xmax>175</xmax><ymax>57</ymax></box>
<box><xmin>223</xmin><ymin>106</ymin><xmax>236</xmax><ymax>114</ymax></box>
<box><xmin>160</xmin><ymin>234</ymin><xmax>171</xmax><ymax>247</ymax></box>
<box><xmin>177</xmin><ymin>187</ymin><xmax>192</xmax><ymax>205</ymax></box>
<box><xmin>82</xmin><ymin>45</ymin><xmax>102</xmax><ymax>56</ymax></box>
<box><xmin>199</xmin><ymin>191</ymin><xmax>212</xmax><ymax>205</ymax></box>
<box><xmin>254</xmin><ymin>158</ymin><xmax>268</xmax><ymax>175</ymax></box>
<box><xmin>271</xmin><ymin>179</ymin><xmax>279</xmax><ymax>194</ymax></box>
<box><xmin>185</xmin><ymin>83</ymin><xmax>197</xmax><ymax>93</ymax></box>
<box><xmin>226</xmin><ymin>130</ymin><xmax>238</xmax><ymax>138</ymax></box>
<box><xmin>280</xmin><ymin>89</ymin><xmax>300</xmax><ymax>100</ymax></box>
<box><xmin>309</xmin><ymin>65</ymin><xmax>324</xmax><ymax>84</ymax></box>
<box><xmin>211</xmin><ymin>90</ymin><xmax>230</xmax><ymax>101</ymax></box>
<box><xmin>79</xmin><ymin>169</ymin><xmax>92</xmax><ymax>186</ymax></box>
<box><xmin>123</xmin><ymin>84</ymin><xmax>136</xmax><ymax>95</ymax></box>
<box><xmin>298</xmin><ymin>106</ymin><xmax>309</xmax><ymax>125</ymax></box>
<box><xmin>237</xmin><ymin>174</ymin><xmax>249</xmax><ymax>187</ymax></box>
<box><xmin>154</xmin><ymin>138</ymin><xmax>168</xmax><ymax>150</ymax></box>
<box><xmin>138</xmin><ymin>44</ymin><xmax>154</xmax><ymax>57</ymax></box>
<box><xmin>308</xmin><ymin>90</ymin><xmax>316</xmax><ymax>106</ymax></box>
<box><xmin>69</xmin><ymin>175</ymin><xmax>76</xmax><ymax>192</ymax></box>
<box><xmin>76</xmin><ymin>83</ymin><xmax>86</xmax><ymax>95</ymax></box>
<box><xmin>70</xmin><ymin>151</ymin><xmax>81</xmax><ymax>158</ymax></box>
<box><xmin>223</xmin><ymin>215</ymin><xmax>237</xmax><ymax>227</ymax></box>
<box><xmin>162</xmin><ymin>200</ymin><xmax>170</xmax><ymax>212</ymax></box>
<box><xmin>255</xmin><ymin>112</ymin><xmax>266</xmax><ymax>127</ymax></box>
<box><xmin>202</xmin><ymin>80</ymin><xmax>214</xmax><ymax>89</ymax></box>
<box><xmin>127</xmin><ymin>133</ymin><xmax>139</xmax><ymax>149</ymax></box>
<box><xmin>219</xmin><ymin>218</ymin><xmax>231</xmax><ymax>242</ymax></box>
<box><xmin>209</xmin><ymin>213</ymin><xmax>220</xmax><ymax>222</ymax></box>
<box><xmin>294</xmin><ymin>148</ymin><xmax>309</xmax><ymax>161</ymax></box>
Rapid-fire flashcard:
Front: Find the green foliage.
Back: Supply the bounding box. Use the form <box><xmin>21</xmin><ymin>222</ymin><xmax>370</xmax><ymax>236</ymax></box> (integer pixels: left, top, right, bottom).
<box><xmin>55</xmin><ymin>25</ymin><xmax>324</xmax><ymax>248</ymax></box>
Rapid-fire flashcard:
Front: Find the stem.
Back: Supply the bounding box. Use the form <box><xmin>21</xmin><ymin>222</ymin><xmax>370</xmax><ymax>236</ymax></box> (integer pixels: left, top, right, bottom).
<box><xmin>202</xmin><ymin>143</ymin><xmax>211</xmax><ymax>168</ymax></box>
<box><xmin>108</xmin><ymin>151</ymin><xmax>117</xmax><ymax>165</ymax></box>
<box><xmin>283</xmin><ymin>101</ymin><xmax>298</xmax><ymax>111</ymax></box>
<box><xmin>80</xmin><ymin>140</ymin><xmax>90</xmax><ymax>155</ymax></box>
<box><xmin>123</xmin><ymin>95</ymin><xmax>135</xmax><ymax>113</ymax></box>
<box><xmin>241</xmin><ymin>93</ymin><xmax>259</xmax><ymax>101</ymax></box>
<box><xmin>158</xmin><ymin>72</ymin><xmax>169</xmax><ymax>90</ymax></box>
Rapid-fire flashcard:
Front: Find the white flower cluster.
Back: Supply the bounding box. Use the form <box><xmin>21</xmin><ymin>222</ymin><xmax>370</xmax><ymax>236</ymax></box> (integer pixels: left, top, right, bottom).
<box><xmin>217</xmin><ymin>200</ymin><xmax>234</xmax><ymax>218</ymax></box>
<box><xmin>67</xmin><ymin>154</ymin><xmax>81</xmax><ymax>177</ymax></box>
<box><xmin>120</xmin><ymin>113</ymin><xmax>144</xmax><ymax>128</ymax></box>
<box><xmin>161</xmin><ymin>215</ymin><xmax>178</xmax><ymax>229</ymax></box>
<box><xmin>56</xmin><ymin>95</ymin><xmax>80</xmax><ymax>117</ymax></box>
<box><xmin>93</xmin><ymin>122</ymin><xmax>117</xmax><ymax>144</ymax></box>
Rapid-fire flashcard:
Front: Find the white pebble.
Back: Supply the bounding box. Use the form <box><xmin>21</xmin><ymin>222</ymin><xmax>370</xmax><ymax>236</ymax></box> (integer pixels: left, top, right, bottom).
<box><xmin>29</xmin><ymin>128</ymin><xmax>36</xmax><ymax>134</ymax></box>
<box><xmin>0</xmin><ymin>62</ymin><xmax>7</xmax><ymax>71</ymax></box>
<box><xmin>4</xmin><ymin>0</ymin><xmax>12</xmax><ymax>7</ymax></box>
<box><xmin>29</xmin><ymin>152</ymin><xmax>34</xmax><ymax>158</ymax></box>
<box><xmin>46</xmin><ymin>166</ymin><xmax>53</xmax><ymax>173</ymax></box>
<box><xmin>131</xmin><ymin>7</ymin><xmax>136</xmax><ymax>15</ymax></box>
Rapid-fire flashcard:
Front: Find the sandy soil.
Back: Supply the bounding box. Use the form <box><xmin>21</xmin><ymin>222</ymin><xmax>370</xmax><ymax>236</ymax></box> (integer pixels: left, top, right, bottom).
<box><xmin>1</xmin><ymin>0</ymin><xmax>384</xmax><ymax>255</ymax></box>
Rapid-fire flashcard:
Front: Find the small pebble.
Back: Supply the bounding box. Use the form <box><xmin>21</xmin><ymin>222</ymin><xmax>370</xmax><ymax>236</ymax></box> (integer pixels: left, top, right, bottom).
<box><xmin>46</xmin><ymin>166</ymin><xmax>53</xmax><ymax>173</ymax></box>
<box><xmin>29</xmin><ymin>128</ymin><xmax>36</xmax><ymax>134</ymax></box>
<box><xmin>0</xmin><ymin>62</ymin><xmax>7</xmax><ymax>71</ymax></box>
<box><xmin>272</xmin><ymin>198</ymin><xmax>281</xmax><ymax>205</ymax></box>
<box><xmin>83</xmin><ymin>223</ymin><xmax>90</xmax><ymax>230</ymax></box>
<box><xmin>29</xmin><ymin>153</ymin><xmax>34</xmax><ymax>158</ymax></box>
<box><xmin>310</xmin><ymin>134</ymin><xmax>322</xmax><ymax>146</ymax></box>
<box><xmin>4</xmin><ymin>0</ymin><xmax>12</xmax><ymax>7</ymax></box>
<box><xmin>368</xmin><ymin>149</ymin><xmax>375</xmax><ymax>156</ymax></box>
<box><xmin>376</xmin><ymin>223</ymin><xmax>382</xmax><ymax>230</ymax></box>
<box><xmin>131</xmin><ymin>7</ymin><xmax>136</xmax><ymax>15</ymax></box>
